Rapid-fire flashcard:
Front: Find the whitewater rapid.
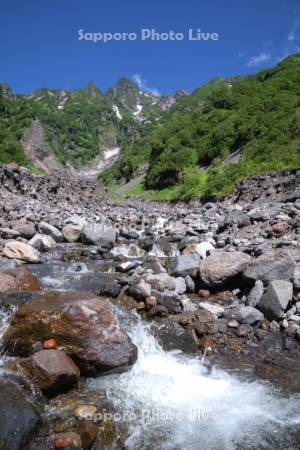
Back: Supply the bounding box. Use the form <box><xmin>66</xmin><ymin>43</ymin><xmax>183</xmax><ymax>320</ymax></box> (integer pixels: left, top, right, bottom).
<box><xmin>89</xmin><ymin>311</ymin><xmax>300</xmax><ymax>450</ymax></box>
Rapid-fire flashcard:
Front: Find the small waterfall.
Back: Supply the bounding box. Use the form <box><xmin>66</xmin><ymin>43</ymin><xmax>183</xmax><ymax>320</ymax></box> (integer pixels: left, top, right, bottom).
<box><xmin>89</xmin><ymin>312</ymin><xmax>300</xmax><ymax>450</ymax></box>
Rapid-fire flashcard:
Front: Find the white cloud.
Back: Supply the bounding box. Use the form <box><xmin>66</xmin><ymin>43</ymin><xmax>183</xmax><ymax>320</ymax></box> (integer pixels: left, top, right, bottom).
<box><xmin>246</xmin><ymin>52</ymin><xmax>272</xmax><ymax>67</ymax></box>
<box><xmin>132</xmin><ymin>73</ymin><xmax>160</xmax><ymax>96</ymax></box>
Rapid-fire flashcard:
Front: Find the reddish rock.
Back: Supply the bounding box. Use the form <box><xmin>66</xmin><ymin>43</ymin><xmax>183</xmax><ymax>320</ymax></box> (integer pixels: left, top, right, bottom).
<box><xmin>0</xmin><ymin>267</ymin><xmax>40</xmax><ymax>293</ymax></box>
<box><xmin>20</xmin><ymin>349</ymin><xmax>80</xmax><ymax>397</ymax></box>
<box><xmin>43</xmin><ymin>338</ymin><xmax>57</xmax><ymax>349</ymax></box>
<box><xmin>55</xmin><ymin>437</ymin><xmax>75</xmax><ymax>449</ymax></box>
<box><xmin>270</xmin><ymin>222</ymin><xmax>289</xmax><ymax>237</ymax></box>
<box><xmin>4</xmin><ymin>291</ymin><xmax>137</xmax><ymax>376</ymax></box>
<box><xmin>79</xmin><ymin>419</ymin><xmax>98</xmax><ymax>448</ymax></box>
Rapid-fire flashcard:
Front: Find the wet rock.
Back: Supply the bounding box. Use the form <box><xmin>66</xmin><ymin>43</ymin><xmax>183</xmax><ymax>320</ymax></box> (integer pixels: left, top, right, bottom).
<box><xmin>38</xmin><ymin>221</ymin><xmax>63</xmax><ymax>243</ymax></box>
<box><xmin>199</xmin><ymin>251</ymin><xmax>251</xmax><ymax>288</ymax></box>
<box><xmin>79</xmin><ymin>419</ymin><xmax>98</xmax><ymax>449</ymax></box>
<box><xmin>151</xmin><ymin>318</ymin><xmax>198</xmax><ymax>352</ymax></box>
<box><xmin>4</xmin><ymin>291</ymin><xmax>137</xmax><ymax>376</ymax></box>
<box><xmin>3</xmin><ymin>241</ymin><xmax>41</xmax><ymax>263</ymax></box>
<box><xmin>55</xmin><ymin>437</ymin><xmax>76</xmax><ymax>449</ymax></box>
<box><xmin>29</xmin><ymin>233</ymin><xmax>56</xmax><ymax>251</ymax></box>
<box><xmin>193</xmin><ymin>309</ymin><xmax>216</xmax><ymax>336</ymax></box>
<box><xmin>0</xmin><ymin>267</ymin><xmax>40</xmax><ymax>292</ymax></box>
<box><xmin>20</xmin><ymin>350</ymin><xmax>80</xmax><ymax>397</ymax></box>
<box><xmin>116</xmin><ymin>260</ymin><xmax>141</xmax><ymax>273</ymax></box>
<box><xmin>43</xmin><ymin>338</ymin><xmax>57</xmax><ymax>349</ymax></box>
<box><xmin>198</xmin><ymin>335</ymin><xmax>215</xmax><ymax>353</ymax></box>
<box><xmin>94</xmin><ymin>278</ymin><xmax>121</xmax><ymax>298</ymax></box>
<box><xmin>258</xmin><ymin>280</ymin><xmax>293</xmax><ymax>320</ymax></box>
<box><xmin>82</xmin><ymin>223</ymin><xmax>117</xmax><ymax>249</ymax></box>
<box><xmin>247</xmin><ymin>280</ymin><xmax>264</xmax><ymax>307</ymax></box>
<box><xmin>0</xmin><ymin>378</ymin><xmax>39</xmax><ymax>450</ymax></box>
<box><xmin>154</xmin><ymin>290</ymin><xmax>182</xmax><ymax>314</ymax></box>
<box><xmin>147</xmin><ymin>305</ymin><xmax>168</xmax><ymax>318</ymax></box>
<box><xmin>167</xmin><ymin>254</ymin><xmax>201</xmax><ymax>278</ymax></box>
<box><xmin>225</xmin><ymin>306</ymin><xmax>264</xmax><ymax>325</ymax></box>
<box><xmin>244</xmin><ymin>248</ymin><xmax>299</xmax><ymax>282</ymax></box>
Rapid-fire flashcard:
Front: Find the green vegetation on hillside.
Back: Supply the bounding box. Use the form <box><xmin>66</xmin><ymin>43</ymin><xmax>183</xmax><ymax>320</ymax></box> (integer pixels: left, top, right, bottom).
<box><xmin>0</xmin><ymin>78</ymin><xmax>150</xmax><ymax>169</ymax></box>
<box><xmin>101</xmin><ymin>54</ymin><xmax>300</xmax><ymax>199</ymax></box>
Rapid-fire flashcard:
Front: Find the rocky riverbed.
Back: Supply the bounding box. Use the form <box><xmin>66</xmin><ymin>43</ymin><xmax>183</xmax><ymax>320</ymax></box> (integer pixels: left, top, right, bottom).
<box><xmin>0</xmin><ymin>164</ymin><xmax>299</xmax><ymax>449</ymax></box>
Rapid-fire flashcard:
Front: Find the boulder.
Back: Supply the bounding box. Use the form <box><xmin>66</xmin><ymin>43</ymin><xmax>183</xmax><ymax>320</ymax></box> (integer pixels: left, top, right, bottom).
<box><xmin>151</xmin><ymin>319</ymin><xmax>198</xmax><ymax>353</ymax></box>
<box><xmin>0</xmin><ymin>227</ymin><xmax>20</xmax><ymax>239</ymax></box>
<box><xmin>38</xmin><ymin>221</ymin><xmax>63</xmax><ymax>243</ymax></box>
<box><xmin>20</xmin><ymin>350</ymin><xmax>80</xmax><ymax>397</ymax></box>
<box><xmin>167</xmin><ymin>254</ymin><xmax>201</xmax><ymax>278</ymax></box>
<box><xmin>3</xmin><ymin>291</ymin><xmax>137</xmax><ymax>376</ymax></box>
<box><xmin>0</xmin><ymin>267</ymin><xmax>40</xmax><ymax>293</ymax></box>
<box><xmin>128</xmin><ymin>279</ymin><xmax>151</xmax><ymax>301</ymax></box>
<box><xmin>94</xmin><ymin>278</ymin><xmax>121</xmax><ymax>298</ymax></box>
<box><xmin>154</xmin><ymin>290</ymin><xmax>182</xmax><ymax>314</ymax></box>
<box><xmin>146</xmin><ymin>273</ymin><xmax>176</xmax><ymax>291</ymax></box>
<box><xmin>3</xmin><ymin>241</ymin><xmax>40</xmax><ymax>263</ymax></box>
<box><xmin>14</xmin><ymin>223</ymin><xmax>36</xmax><ymax>239</ymax></box>
<box><xmin>258</xmin><ymin>280</ymin><xmax>293</xmax><ymax>320</ymax></box>
<box><xmin>62</xmin><ymin>225</ymin><xmax>82</xmax><ymax>243</ymax></box>
<box><xmin>0</xmin><ymin>378</ymin><xmax>39</xmax><ymax>450</ymax></box>
<box><xmin>82</xmin><ymin>223</ymin><xmax>117</xmax><ymax>248</ymax></box>
<box><xmin>29</xmin><ymin>233</ymin><xmax>56</xmax><ymax>251</ymax></box>
<box><xmin>225</xmin><ymin>306</ymin><xmax>264</xmax><ymax>324</ymax></box>
<box><xmin>244</xmin><ymin>249</ymin><xmax>299</xmax><ymax>283</ymax></box>
<box><xmin>199</xmin><ymin>251</ymin><xmax>251</xmax><ymax>288</ymax></box>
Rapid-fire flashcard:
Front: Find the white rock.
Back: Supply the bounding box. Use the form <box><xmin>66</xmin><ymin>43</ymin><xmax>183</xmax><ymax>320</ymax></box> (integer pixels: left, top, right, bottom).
<box><xmin>3</xmin><ymin>241</ymin><xmax>40</xmax><ymax>263</ymax></box>
<box><xmin>198</xmin><ymin>301</ymin><xmax>225</xmax><ymax>318</ymax></box>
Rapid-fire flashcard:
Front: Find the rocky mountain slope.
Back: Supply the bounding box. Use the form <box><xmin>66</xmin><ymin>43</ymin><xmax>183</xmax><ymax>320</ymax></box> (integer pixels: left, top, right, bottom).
<box><xmin>0</xmin><ymin>78</ymin><xmax>185</xmax><ymax>177</ymax></box>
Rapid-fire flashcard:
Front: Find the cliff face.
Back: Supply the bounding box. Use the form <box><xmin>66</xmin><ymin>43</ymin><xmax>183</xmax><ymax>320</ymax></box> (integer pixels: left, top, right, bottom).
<box><xmin>21</xmin><ymin>119</ymin><xmax>61</xmax><ymax>173</ymax></box>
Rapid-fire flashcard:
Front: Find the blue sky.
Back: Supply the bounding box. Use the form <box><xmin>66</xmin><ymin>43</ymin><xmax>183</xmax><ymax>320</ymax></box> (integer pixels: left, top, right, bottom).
<box><xmin>1</xmin><ymin>0</ymin><xmax>299</xmax><ymax>95</ymax></box>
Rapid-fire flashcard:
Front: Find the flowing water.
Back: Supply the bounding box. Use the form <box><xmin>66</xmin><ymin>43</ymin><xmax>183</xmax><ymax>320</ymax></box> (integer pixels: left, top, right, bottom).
<box><xmin>1</xmin><ymin>252</ymin><xmax>300</xmax><ymax>449</ymax></box>
<box><xmin>90</xmin><ymin>310</ymin><xmax>300</xmax><ymax>450</ymax></box>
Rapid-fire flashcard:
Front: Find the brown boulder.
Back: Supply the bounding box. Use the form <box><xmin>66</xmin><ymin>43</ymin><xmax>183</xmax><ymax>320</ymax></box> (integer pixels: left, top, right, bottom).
<box><xmin>4</xmin><ymin>291</ymin><xmax>137</xmax><ymax>376</ymax></box>
<box><xmin>79</xmin><ymin>419</ymin><xmax>98</xmax><ymax>448</ymax></box>
<box><xmin>270</xmin><ymin>222</ymin><xmax>289</xmax><ymax>237</ymax></box>
<box><xmin>0</xmin><ymin>267</ymin><xmax>40</xmax><ymax>293</ymax></box>
<box><xmin>19</xmin><ymin>349</ymin><xmax>80</xmax><ymax>397</ymax></box>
